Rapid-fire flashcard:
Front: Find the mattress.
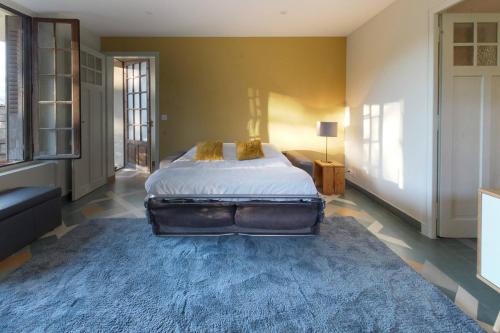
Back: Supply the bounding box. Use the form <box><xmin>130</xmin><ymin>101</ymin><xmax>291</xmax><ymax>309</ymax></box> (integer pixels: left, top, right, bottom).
<box><xmin>145</xmin><ymin>143</ymin><xmax>318</xmax><ymax>198</ymax></box>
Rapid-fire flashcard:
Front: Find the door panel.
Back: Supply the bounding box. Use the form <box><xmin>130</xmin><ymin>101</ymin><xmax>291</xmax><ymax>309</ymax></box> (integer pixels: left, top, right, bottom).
<box><xmin>72</xmin><ymin>47</ymin><xmax>106</xmax><ymax>201</ymax></box>
<box><xmin>90</xmin><ymin>90</ymin><xmax>104</xmax><ymax>183</ymax></box>
<box><xmin>127</xmin><ymin>143</ymin><xmax>136</xmax><ymax>166</ymax></box>
<box><xmin>450</xmin><ymin>77</ymin><xmax>481</xmax><ymax>220</ymax></box>
<box><xmin>138</xmin><ymin>145</ymin><xmax>147</xmax><ymax>166</ymax></box>
<box><xmin>439</xmin><ymin>14</ymin><xmax>500</xmax><ymax>237</ymax></box>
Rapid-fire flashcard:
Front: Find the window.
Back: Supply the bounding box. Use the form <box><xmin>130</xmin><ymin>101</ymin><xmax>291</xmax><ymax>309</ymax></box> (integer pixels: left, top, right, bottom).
<box><xmin>0</xmin><ymin>5</ymin><xmax>81</xmax><ymax>166</ymax></box>
<box><xmin>453</xmin><ymin>21</ymin><xmax>499</xmax><ymax>67</ymax></box>
<box><xmin>33</xmin><ymin>18</ymin><xmax>81</xmax><ymax>159</ymax></box>
<box><xmin>81</xmin><ymin>50</ymin><xmax>103</xmax><ymax>86</ymax></box>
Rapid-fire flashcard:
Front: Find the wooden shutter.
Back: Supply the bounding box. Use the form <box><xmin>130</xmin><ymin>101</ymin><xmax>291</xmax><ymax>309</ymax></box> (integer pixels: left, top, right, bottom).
<box><xmin>5</xmin><ymin>15</ymin><xmax>24</xmax><ymax>161</ymax></box>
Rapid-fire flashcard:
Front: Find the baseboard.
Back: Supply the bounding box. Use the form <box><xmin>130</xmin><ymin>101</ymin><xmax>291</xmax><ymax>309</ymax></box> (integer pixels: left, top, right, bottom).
<box><xmin>346</xmin><ymin>180</ymin><xmax>422</xmax><ymax>232</ymax></box>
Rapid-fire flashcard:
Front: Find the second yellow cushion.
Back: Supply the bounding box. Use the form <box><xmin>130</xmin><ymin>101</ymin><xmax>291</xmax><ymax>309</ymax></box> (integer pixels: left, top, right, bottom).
<box><xmin>195</xmin><ymin>141</ymin><xmax>224</xmax><ymax>160</ymax></box>
<box><xmin>236</xmin><ymin>140</ymin><xmax>265</xmax><ymax>161</ymax></box>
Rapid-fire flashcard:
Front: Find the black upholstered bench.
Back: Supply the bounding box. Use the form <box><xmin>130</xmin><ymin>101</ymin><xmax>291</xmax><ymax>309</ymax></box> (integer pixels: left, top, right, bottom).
<box><xmin>283</xmin><ymin>150</ymin><xmax>317</xmax><ymax>176</ymax></box>
<box><xmin>0</xmin><ymin>187</ymin><xmax>62</xmax><ymax>260</ymax></box>
<box><xmin>284</xmin><ymin>150</ymin><xmax>345</xmax><ymax>177</ymax></box>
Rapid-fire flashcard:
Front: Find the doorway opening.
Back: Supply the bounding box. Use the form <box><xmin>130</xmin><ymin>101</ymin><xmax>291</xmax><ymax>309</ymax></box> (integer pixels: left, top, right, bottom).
<box><xmin>110</xmin><ymin>54</ymin><xmax>158</xmax><ymax>173</ymax></box>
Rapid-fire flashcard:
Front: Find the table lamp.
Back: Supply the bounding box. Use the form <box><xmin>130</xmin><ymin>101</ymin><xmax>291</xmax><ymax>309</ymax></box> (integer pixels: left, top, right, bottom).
<box><xmin>317</xmin><ymin>121</ymin><xmax>338</xmax><ymax>163</ymax></box>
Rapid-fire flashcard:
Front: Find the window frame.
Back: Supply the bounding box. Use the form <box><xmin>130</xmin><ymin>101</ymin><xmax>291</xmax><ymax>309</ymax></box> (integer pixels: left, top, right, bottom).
<box><xmin>32</xmin><ymin>18</ymin><xmax>81</xmax><ymax>160</ymax></box>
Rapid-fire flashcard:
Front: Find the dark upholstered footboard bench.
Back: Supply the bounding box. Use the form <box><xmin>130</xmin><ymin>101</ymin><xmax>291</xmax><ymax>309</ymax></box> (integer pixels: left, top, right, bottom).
<box><xmin>0</xmin><ymin>187</ymin><xmax>62</xmax><ymax>260</ymax></box>
<box><xmin>146</xmin><ymin>196</ymin><xmax>325</xmax><ymax>235</ymax></box>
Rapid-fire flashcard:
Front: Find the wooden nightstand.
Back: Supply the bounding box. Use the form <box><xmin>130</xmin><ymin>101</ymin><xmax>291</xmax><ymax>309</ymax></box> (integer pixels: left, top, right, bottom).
<box><xmin>313</xmin><ymin>160</ymin><xmax>345</xmax><ymax>195</ymax></box>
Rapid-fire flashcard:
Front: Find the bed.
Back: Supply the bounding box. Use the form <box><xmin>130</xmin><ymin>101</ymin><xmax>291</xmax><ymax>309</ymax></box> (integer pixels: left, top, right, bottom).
<box><xmin>145</xmin><ymin>143</ymin><xmax>325</xmax><ymax>235</ymax></box>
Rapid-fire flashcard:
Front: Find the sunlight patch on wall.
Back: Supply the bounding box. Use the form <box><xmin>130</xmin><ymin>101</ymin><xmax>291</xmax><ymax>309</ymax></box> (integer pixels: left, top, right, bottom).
<box><xmin>344</xmin><ymin>106</ymin><xmax>351</xmax><ymax>128</ymax></box>
<box><xmin>362</xmin><ymin>104</ymin><xmax>372</xmax><ymax>174</ymax></box>
<box><xmin>360</xmin><ymin>101</ymin><xmax>405</xmax><ymax>190</ymax></box>
<box><xmin>361</xmin><ymin>104</ymin><xmax>381</xmax><ymax>176</ymax></box>
<box><xmin>247</xmin><ymin>88</ymin><xmax>262</xmax><ymax>140</ymax></box>
<box><xmin>370</xmin><ymin>104</ymin><xmax>381</xmax><ymax>177</ymax></box>
<box><xmin>382</xmin><ymin>101</ymin><xmax>404</xmax><ymax>189</ymax></box>
<box><xmin>267</xmin><ymin>92</ymin><xmax>339</xmax><ymax>152</ymax></box>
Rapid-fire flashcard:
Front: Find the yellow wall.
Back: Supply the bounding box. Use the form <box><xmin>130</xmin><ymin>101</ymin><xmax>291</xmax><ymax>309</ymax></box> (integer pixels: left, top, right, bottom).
<box><xmin>101</xmin><ymin>37</ymin><xmax>346</xmax><ymax>160</ymax></box>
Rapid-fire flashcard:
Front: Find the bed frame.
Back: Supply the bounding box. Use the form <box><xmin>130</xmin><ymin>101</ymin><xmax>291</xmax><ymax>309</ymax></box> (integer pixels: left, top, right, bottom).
<box><xmin>145</xmin><ymin>195</ymin><xmax>325</xmax><ymax>235</ymax></box>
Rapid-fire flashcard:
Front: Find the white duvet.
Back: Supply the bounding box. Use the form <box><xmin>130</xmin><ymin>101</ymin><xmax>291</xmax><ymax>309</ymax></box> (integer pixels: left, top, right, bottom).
<box><xmin>145</xmin><ymin>143</ymin><xmax>318</xmax><ymax>197</ymax></box>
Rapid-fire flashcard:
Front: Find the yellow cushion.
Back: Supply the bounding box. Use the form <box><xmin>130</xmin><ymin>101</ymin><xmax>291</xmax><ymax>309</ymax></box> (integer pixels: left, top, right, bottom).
<box><xmin>236</xmin><ymin>140</ymin><xmax>265</xmax><ymax>161</ymax></box>
<box><xmin>195</xmin><ymin>141</ymin><xmax>224</xmax><ymax>160</ymax></box>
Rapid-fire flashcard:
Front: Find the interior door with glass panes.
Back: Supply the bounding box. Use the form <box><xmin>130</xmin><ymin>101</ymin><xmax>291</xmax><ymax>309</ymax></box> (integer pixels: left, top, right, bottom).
<box><xmin>439</xmin><ymin>14</ymin><xmax>500</xmax><ymax>237</ymax></box>
<box><xmin>124</xmin><ymin>60</ymin><xmax>150</xmax><ymax>170</ymax></box>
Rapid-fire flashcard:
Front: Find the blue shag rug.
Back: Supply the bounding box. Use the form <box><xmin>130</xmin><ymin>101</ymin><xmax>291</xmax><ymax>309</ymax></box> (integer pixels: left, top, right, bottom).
<box><xmin>0</xmin><ymin>217</ymin><xmax>481</xmax><ymax>332</ymax></box>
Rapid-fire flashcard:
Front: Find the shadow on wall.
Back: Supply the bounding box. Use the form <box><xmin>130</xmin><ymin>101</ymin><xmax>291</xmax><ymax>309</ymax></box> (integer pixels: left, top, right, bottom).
<box><xmin>347</xmin><ymin>100</ymin><xmax>405</xmax><ymax>191</ymax></box>
<box><xmin>246</xmin><ymin>88</ymin><xmax>344</xmax><ymax>160</ymax></box>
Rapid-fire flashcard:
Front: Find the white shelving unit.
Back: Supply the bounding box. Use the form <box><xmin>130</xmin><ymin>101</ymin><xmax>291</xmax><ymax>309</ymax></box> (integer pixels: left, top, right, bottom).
<box><xmin>478</xmin><ymin>189</ymin><xmax>500</xmax><ymax>293</ymax></box>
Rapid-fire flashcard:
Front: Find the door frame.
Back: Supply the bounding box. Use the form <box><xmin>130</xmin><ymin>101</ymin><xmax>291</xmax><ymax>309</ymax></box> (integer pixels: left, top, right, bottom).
<box><xmin>105</xmin><ymin>52</ymin><xmax>160</xmax><ymax>174</ymax></box>
<box><xmin>424</xmin><ymin>0</ymin><xmax>465</xmax><ymax>239</ymax></box>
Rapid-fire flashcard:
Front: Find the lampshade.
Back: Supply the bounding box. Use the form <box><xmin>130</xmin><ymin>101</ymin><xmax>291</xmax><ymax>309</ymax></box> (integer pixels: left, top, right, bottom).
<box><xmin>316</xmin><ymin>121</ymin><xmax>338</xmax><ymax>137</ymax></box>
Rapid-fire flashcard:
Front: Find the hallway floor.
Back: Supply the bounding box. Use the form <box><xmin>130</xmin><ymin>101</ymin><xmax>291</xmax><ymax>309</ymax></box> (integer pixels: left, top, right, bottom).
<box><xmin>1</xmin><ymin>169</ymin><xmax>498</xmax><ymax>330</ymax></box>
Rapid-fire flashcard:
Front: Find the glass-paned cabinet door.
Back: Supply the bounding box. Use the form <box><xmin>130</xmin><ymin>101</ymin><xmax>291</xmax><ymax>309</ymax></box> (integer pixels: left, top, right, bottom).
<box><xmin>80</xmin><ymin>50</ymin><xmax>103</xmax><ymax>87</ymax></box>
<box><xmin>33</xmin><ymin>18</ymin><xmax>80</xmax><ymax>159</ymax></box>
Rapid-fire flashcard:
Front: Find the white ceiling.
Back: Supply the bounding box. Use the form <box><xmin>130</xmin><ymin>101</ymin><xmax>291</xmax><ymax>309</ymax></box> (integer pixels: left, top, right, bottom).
<box><xmin>13</xmin><ymin>0</ymin><xmax>397</xmax><ymax>37</ymax></box>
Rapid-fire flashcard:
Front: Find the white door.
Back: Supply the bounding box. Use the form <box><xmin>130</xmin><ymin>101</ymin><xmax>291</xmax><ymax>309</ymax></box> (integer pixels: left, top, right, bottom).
<box><xmin>72</xmin><ymin>47</ymin><xmax>107</xmax><ymax>200</ymax></box>
<box><xmin>439</xmin><ymin>14</ymin><xmax>500</xmax><ymax>237</ymax></box>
